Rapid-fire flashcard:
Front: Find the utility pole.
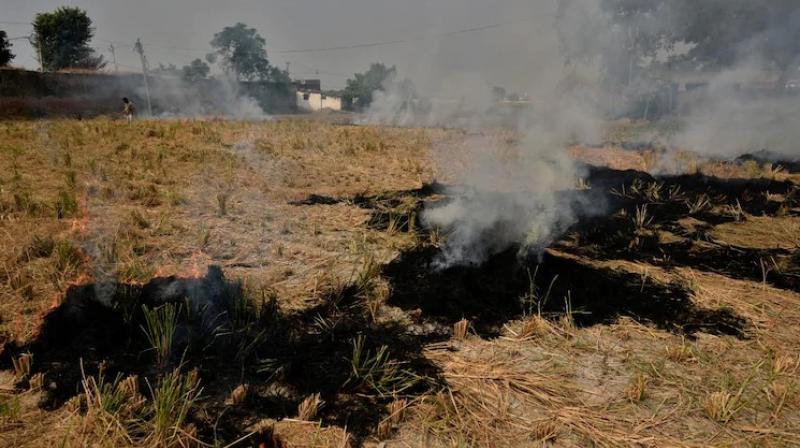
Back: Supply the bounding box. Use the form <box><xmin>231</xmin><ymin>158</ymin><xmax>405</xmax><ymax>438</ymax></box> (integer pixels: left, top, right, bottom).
<box><xmin>133</xmin><ymin>38</ymin><xmax>153</xmax><ymax>116</ymax></box>
<box><xmin>29</xmin><ymin>34</ymin><xmax>44</xmax><ymax>72</ymax></box>
<box><xmin>285</xmin><ymin>61</ymin><xmax>291</xmax><ymax>77</ymax></box>
<box><xmin>109</xmin><ymin>44</ymin><xmax>118</xmax><ymax>73</ymax></box>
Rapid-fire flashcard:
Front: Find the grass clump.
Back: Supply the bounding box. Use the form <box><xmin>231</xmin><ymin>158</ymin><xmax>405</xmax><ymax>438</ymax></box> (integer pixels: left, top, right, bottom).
<box><xmin>520</xmin><ymin>266</ymin><xmax>557</xmax><ymax>317</ymax></box>
<box><xmin>146</xmin><ymin>368</ymin><xmax>201</xmax><ymax>445</ymax></box>
<box><xmin>216</xmin><ymin>192</ymin><xmax>228</xmax><ymax>216</ymax></box>
<box><xmin>25</xmin><ymin>235</ymin><xmax>56</xmax><ymax>259</ymax></box>
<box><xmin>53</xmin><ymin>239</ymin><xmax>84</xmax><ymax>272</ymax></box>
<box><xmin>55</xmin><ymin>190</ymin><xmax>79</xmax><ymax>218</ymax></box>
<box><xmin>297</xmin><ymin>393</ymin><xmax>324</xmax><ymax>421</ymax></box>
<box><xmin>12</xmin><ymin>353</ymin><xmax>33</xmax><ymax>380</ymax></box>
<box><xmin>82</xmin><ymin>371</ymin><xmax>141</xmax><ymax>418</ymax></box>
<box><xmin>0</xmin><ymin>396</ymin><xmax>21</xmax><ymax>421</ymax></box>
<box><xmin>10</xmin><ymin>190</ymin><xmax>45</xmax><ymax>216</ymax></box>
<box><xmin>142</xmin><ymin>303</ymin><xmax>181</xmax><ymax>368</ymax></box>
<box><xmin>118</xmin><ymin>257</ymin><xmax>156</xmax><ymax>283</ymax></box>
<box><xmin>345</xmin><ymin>335</ymin><xmax>420</xmax><ymax>397</ymax></box>
<box><xmin>702</xmin><ymin>391</ymin><xmax>740</xmax><ymax>422</ymax></box>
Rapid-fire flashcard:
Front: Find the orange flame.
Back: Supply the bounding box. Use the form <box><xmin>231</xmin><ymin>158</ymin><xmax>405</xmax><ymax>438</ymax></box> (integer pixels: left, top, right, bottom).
<box><xmin>70</xmin><ymin>191</ymin><xmax>91</xmax><ymax>235</ymax></box>
<box><xmin>153</xmin><ymin>251</ymin><xmax>206</xmax><ymax>279</ymax></box>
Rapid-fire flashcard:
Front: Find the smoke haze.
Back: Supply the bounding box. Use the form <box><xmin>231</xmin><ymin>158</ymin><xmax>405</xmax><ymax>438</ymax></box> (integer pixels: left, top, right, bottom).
<box><xmin>360</xmin><ymin>0</ymin><xmax>611</xmax><ymax>266</ymax></box>
<box><xmin>6</xmin><ymin>0</ymin><xmax>800</xmax><ymax>266</ymax></box>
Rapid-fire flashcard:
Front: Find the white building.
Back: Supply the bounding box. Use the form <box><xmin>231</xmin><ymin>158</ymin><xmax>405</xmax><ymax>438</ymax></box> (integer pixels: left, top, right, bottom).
<box><xmin>297</xmin><ymin>90</ymin><xmax>342</xmax><ymax>111</ymax></box>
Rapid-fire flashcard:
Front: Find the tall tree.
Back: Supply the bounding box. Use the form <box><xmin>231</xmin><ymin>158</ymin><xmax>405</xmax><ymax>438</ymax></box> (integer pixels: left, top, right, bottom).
<box><xmin>0</xmin><ymin>30</ymin><xmax>14</xmax><ymax>66</ymax></box>
<box><xmin>182</xmin><ymin>58</ymin><xmax>210</xmax><ymax>82</ymax></box>
<box><xmin>152</xmin><ymin>63</ymin><xmax>181</xmax><ymax>77</ymax></box>
<box><xmin>670</xmin><ymin>0</ymin><xmax>800</xmax><ymax>84</ymax></box>
<box><xmin>343</xmin><ymin>63</ymin><xmax>397</xmax><ymax>110</ymax></box>
<box><xmin>593</xmin><ymin>0</ymin><xmax>800</xmax><ymax>83</ymax></box>
<box><xmin>209</xmin><ymin>23</ymin><xmax>281</xmax><ymax>82</ymax></box>
<box><xmin>32</xmin><ymin>7</ymin><xmax>105</xmax><ymax>71</ymax></box>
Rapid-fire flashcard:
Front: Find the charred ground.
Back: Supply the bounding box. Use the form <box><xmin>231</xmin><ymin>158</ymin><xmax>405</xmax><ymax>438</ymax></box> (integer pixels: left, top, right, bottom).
<box><xmin>1</xmin><ymin>119</ymin><xmax>799</xmax><ymax>447</ymax></box>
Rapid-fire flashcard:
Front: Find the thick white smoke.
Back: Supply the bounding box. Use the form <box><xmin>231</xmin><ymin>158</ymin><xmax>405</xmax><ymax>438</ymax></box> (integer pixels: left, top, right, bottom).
<box><xmin>362</xmin><ymin>0</ymin><xmax>800</xmax><ymax>265</ymax></box>
<box><xmin>141</xmin><ymin>74</ymin><xmax>269</xmax><ymax>119</ymax></box>
<box><xmin>423</xmin><ymin>67</ymin><xmax>605</xmax><ymax>267</ymax></box>
<box><xmin>676</xmin><ymin>64</ymin><xmax>800</xmax><ymax>161</ymax></box>
<box><xmin>362</xmin><ymin>0</ymin><xmax>609</xmax><ymax>267</ymax></box>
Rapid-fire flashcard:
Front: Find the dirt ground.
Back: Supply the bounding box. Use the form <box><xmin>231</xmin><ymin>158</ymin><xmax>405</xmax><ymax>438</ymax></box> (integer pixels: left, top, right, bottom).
<box><xmin>1</xmin><ymin>117</ymin><xmax>799</xmax><ymax>447</ymax></box>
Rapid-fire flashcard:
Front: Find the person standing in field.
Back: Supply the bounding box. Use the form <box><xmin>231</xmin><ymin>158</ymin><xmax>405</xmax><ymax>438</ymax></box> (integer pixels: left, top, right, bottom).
<box><xmin>122</xmin><ymin>97</ymin><xmax>136</xmax><ymax>124</ymax></box>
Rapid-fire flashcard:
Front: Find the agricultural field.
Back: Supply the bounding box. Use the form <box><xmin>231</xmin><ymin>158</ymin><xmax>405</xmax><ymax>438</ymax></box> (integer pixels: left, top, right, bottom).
<box><xmin>1</xmin><ymin>117</ymin><xmax>800</xmax><ymax>447</ymax></box>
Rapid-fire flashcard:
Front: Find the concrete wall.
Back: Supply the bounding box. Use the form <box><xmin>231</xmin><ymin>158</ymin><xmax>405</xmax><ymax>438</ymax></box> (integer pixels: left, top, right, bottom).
<box><xmin>0</xmin><ymin>68</ymin><xmax>297</xmax><ymax>118</ymax></box>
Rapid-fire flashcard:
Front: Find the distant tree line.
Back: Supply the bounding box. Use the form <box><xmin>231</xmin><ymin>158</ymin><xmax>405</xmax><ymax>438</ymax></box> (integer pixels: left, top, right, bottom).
<box><xmin>560</xmin><ymin>0</ymin><xmax>800</xmax><ymax>90</ymax></box>
<box><xmin>32</xmin><ymin>7</ymin><xmax>105</xmax><ymax>71</ymax></box>
<box><xmin>0</xmin><ymin>30</ymin><xmax>14</xmax><ymax>66</ymax></box>
<box><xmin>3</xmin><ymin>6</ymin><xmax>412</xmax><ymax>113</ymax></box>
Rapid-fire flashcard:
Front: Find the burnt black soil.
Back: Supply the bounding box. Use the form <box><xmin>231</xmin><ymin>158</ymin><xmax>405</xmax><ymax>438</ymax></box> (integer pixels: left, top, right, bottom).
<box><xmin>6</xmin><ymin>164</ymin><xmax>795</xmax><ymax>444</ymax></box>
<box><xmin>561</xmin><ymin>166</ymin><xmax>800</xmax><ymax>292</ymax></box>
<box><xmin>1</xmin><ymin>266</ymin><xmax>441</xmax><ymax>444</ymax></box>
<box><xmin>384</xmin><ymin>246</ymin><xmax>747</xmax><ymax>338</ymax></box>
<box><xmin>289</xmin><ymin>181</ymin><xmax>448</xmax><ymax>233</ymax></box>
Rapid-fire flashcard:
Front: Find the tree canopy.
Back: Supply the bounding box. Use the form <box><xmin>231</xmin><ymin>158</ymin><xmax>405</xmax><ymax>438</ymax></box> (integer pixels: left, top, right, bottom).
<box><xmin>669</xmin><ymin>0</ymin><xmax>800</xmax><ymax>81</ymax></box>
<box><xmin>343</xmin><ymin>63</ymin><xmax>397</xmax><ymax>110</ymax></box>
<box><xmin>152</xmin><ymin>63</ymin><xmax>181</xmax><ymax>77</ymax></box>
<box><xmin>0</xmin><ymin>31</ymin><xmax>14</xmax><ymax>66</ymax></box>
<box><xmin>557</xmin><ymin>0</ymin><xmax>800</xmax><ymax>91</ymax></box>
<box><xmin>182</xmin><ymin>58</ymin><xmax>210</xmax><ymax>82</ymax></box>
<box><xmin>596</xmin><ymin>0</ymin><xmax>800</xmax><ymax>78</ymax></box>
<box><xmin>32</xmin><ymin>7</ymin><xmax>105</xmax><ymax>71</ymax></box>
<box><xmin>209</xmin><ymin>23</ymin><xmax>285</xmax><ymax>83</ymax></box>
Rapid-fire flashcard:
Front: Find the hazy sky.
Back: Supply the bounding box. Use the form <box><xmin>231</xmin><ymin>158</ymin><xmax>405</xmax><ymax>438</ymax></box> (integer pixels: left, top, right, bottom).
<box><xmin>1</xmin><ymin>0</ymin><xmax>557</xmax><ymax>91</ymax></box>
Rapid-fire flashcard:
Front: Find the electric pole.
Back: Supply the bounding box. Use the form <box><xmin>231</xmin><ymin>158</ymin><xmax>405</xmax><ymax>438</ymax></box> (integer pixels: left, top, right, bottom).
<box><xmin>285</xmin><ymin>61</ymin><xmax>291</xmax><ymax>77</ymax></box>
<box><xmin>109</xmin><ymin>44</ymin><xmax>118</xmax><ymax>73</ymax></box>
<box><xmin>29</xmin><ymin>34</ymin><xmax>44</xmax><ymax>72</ymax></box>
<box><xmin>133</xmin><ymin>38</ymin><xmax>153</xmax><ymax>116</ymax></box>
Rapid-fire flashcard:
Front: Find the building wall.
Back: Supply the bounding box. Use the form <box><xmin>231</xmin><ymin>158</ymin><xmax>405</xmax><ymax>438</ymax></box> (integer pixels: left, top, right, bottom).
<box><xmin>0</xmin><ymin>68</ymin><xmax>297</xmax><ymax>118</ymax></box>
<box><xmin>297</xmin><ymin>91</ymin><xmax>342</xmax><ymax>111</ymax></box>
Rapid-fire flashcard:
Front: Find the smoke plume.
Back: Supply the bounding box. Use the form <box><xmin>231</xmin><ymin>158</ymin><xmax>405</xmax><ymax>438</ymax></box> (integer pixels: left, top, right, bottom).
<box><xmin>360</xmin><ymin>0</ymin><xmax>611</xmax><ymax>267</ymax></box>
<box><xmin>676</xmin><ymin>65</ymin><xmax>800</xmax><ymax>161</ymax></box>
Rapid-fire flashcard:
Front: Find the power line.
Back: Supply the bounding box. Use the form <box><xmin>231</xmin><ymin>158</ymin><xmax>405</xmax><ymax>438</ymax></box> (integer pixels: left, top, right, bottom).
<box><xmin>287</xmin><ymin>60</ymin><xmax>349</xmax><ymax>77</ymax></box>
<box><xmin>276</xmin><ymin>39</ymin><xmax>406</xmax><ymax>54</ymax></box>
<box><xmin>96</xmin><ymin>38</ymin><xmax>209</xmax><ymax>55</ymax></box>
<box><xmin>273</xmin><ymin>16</ymin><xmax>539</xmax><ymax>54</ymax></box>
<box><xmin>95</xmin><ymin>16</ymin><xmax>537</xmax><ymax>58</ymax></box>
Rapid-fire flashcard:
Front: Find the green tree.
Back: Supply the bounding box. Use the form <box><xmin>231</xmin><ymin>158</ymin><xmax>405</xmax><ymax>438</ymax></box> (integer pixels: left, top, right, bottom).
<box><xmin>593</xmin><ymin>0</ymin><xmax>800</xmax><ymax>85</ymax></box>
<box><xmin>343</xmin><ymin>63</ymin><xmax>397</xmax><ymax>110</ymax></box>
<box><xmin>152</xmin><ymin>63</ymin><xmax>181</xmax><ymax>77</ymax></box>
<box><xmin>182</xmin><ymin>58</ymin><xmax>210</xmax><ymax>82</ymax></box>
<box><xmin>0</xmin><ymin>31</ymin><xmax>14</xmax><ymax>66</ymax></box>
<box><xmin>209</xmin><ymin>23</ymin><xmax>281</xmax><ymax>81</ymax></box>
<box><xmin>32</xmin><ymin>7</ymin><xmax>105</xmax><ymax>71</ymax></box>
<box><xmin>669</xmin><ymin>0</ymin><xmax>800</xmax><ymax>85</ymax></box>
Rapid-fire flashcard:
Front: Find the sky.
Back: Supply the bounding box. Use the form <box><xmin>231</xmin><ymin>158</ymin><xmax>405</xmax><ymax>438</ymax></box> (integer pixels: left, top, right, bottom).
<box><xmin>1</xmin><ymin>0</ymin><xmax>556</xmax><ymax>91</ymax></box>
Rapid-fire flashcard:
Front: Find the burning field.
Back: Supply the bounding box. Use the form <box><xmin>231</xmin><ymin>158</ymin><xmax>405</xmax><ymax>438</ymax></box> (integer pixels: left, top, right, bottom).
<box><xmin>1</xmin><ymin>117</ymin><xmax>800</xmax><ymax>447</ymax></box>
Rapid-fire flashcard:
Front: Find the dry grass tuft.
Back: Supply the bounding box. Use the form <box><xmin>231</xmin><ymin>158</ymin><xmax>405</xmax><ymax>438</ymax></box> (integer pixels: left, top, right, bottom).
<box><xmin>228</xmin><ymin>383</ymin><xmax>249</xmax><ymax>406</ymax></box>
<box><xmin>417</xmin><ymin>346</ymin><xmax>575</xmax><ymax>445</ymax></box>
<box><xmin>772</xmin><ymin>354</ymin><xmax>798</xmax><ymax>376</ymax></box>
<box><xmin>28</xmin><ymin>372</ymin><xmax>45</xmax><ymax>391</ymax></box>
<box><xmin>452</xmin><ymin>318</ymin><xmax>470</xmax><ymax>341</ymax></box>
<box><xmin>532</xmin><ymin>419</ymin><xmax>560</xmax><ymax>442</ymax></box>
<box><xmin>12</xmin><ymin>353</ymin><xmax>32</xmax><ymax>380</ymax></box>
<box><xmin>625</xmin><ymin>373</ymin><xmax>649</xmax><ymax>403</ymax></box>
<box><xmin>703</xmin><ymin>391</ymin><xmax>739</xmax><ymax>422</ymax></box>
<box><xmin>297</xmin><ymin>393</ymin><xmax>324</xmax><ymax>421</ymax></box>
<box><xmin>764</xmin><ymin>380</ymin><xmax>789</xmax><ymax>408</ymax></box>
<box><xmin>665</xmin><ymin>341</ymin><xmax>695</xmax><ymax>363</ymax></box>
